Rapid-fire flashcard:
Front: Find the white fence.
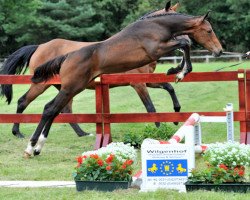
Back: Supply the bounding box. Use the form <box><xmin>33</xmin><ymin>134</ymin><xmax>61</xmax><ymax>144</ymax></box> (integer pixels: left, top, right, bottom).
<box><xmin>159</xmin><ymin>54</ymin><xmax>242</xmax><ymax>64</ymax></box>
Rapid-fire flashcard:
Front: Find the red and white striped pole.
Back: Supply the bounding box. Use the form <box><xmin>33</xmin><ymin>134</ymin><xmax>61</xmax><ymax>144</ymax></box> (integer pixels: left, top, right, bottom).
<box><xmin>159</xmin><ymin>113</ymin><xmax>200</xmax><ymax>144</ymax></box>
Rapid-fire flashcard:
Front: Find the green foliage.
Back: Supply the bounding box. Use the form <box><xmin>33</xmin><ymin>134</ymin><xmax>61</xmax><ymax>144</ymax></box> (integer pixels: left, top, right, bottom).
<box><xmin>123</xmin><ymin>123</ymin><xmax>177</xmax><ymax>148</ymax></box>
<box><xmin>189</xmin><ymin>165</ymin><xmax>246</xmax><ymax>184</ymax></box>
<box><xmin>0</xmin><ymin>0</ymin><xmax>41</xmax><ymax>55</ymax></box>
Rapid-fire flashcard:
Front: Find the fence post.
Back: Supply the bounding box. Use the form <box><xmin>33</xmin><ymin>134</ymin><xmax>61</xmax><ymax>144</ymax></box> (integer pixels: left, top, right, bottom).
<box><xmin>94</xmin><ymin>77</ymin><xmax>103</xmax><ymax>149</ymax></box>
<box><xmin>244</xmin><ymin>69</ymin><xmax>250</xmax><ymax>144</ymax></box>
<box><xmin>238</xmin><ymin>69</ymin><xmax>247</xmax><ymax>144</ymax></box>
<box><xmin>102</xmin><ymin>82</ymin><xmax>112</xmax><ymax>147</ymax></box>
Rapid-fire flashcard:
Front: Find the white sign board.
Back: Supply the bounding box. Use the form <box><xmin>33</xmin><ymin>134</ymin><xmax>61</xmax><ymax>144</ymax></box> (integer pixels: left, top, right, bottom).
<box><xmin>140</xmin><ymin>142</ymin><xmax>194</xmax><ymax>192</ymax></box>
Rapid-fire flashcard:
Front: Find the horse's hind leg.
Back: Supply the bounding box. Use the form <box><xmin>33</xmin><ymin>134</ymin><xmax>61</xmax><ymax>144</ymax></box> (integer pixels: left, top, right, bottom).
<box><xmin>61</xmin><ymin>99</ymin><xmax>91</xmax><ymax>137</ymax></box>
<box><xmin>130</xmin><ymin>83</ymin><xmax>160</xmax><ymax>127</ymax></box>
<box><xmin>24</xmin><ymin>89</ymin><xmax>77</xmax><ymax>156</ymax></box>
<box><xmin>53</xmin><ymin>85</ymin><xmax>90</xmax><ymax>137</ymax></box>
<box><xmin>146</xmin><ymin>82</ymin><xmax>181</xmax><ymax>125</ymax></box>
<box><xmin>12</xmin><ymin>84</ymin><xmax>51</xmax><ymax>138</ymax></box>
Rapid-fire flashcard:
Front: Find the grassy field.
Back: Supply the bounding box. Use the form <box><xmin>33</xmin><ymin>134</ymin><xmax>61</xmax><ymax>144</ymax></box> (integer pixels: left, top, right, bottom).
<box><xmin>0</xmin><ymin>61</ymin><xmax>250</xmax><ymax>199</ymax></box>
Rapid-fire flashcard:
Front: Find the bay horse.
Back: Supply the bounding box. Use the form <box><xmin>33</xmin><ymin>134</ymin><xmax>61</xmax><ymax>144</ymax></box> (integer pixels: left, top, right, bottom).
<box><xmin>0</xmin><ymin>2</ymin><xmax>184</xmax><ymax>139</ymax></box>
<box><xmin>24</xmin><ymin>7</ymin><xmax>223</xmax><ymax>157</ymax></box>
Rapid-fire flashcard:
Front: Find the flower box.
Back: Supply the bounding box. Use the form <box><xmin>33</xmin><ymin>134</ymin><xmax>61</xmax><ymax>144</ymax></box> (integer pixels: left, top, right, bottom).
<box><xmin>75</xmin><ymin>180</ymin><xmax>131</xmax><ymax>192</ymax></box>
<box><xmin>185</xmin><ymin>181</ymin><xmax>250</xmax><ymax>193</ymax></box>
<box><xmin>73</xmin><ymin>142</ymin><xmax>136</xmax><ymax>191</ymax></box>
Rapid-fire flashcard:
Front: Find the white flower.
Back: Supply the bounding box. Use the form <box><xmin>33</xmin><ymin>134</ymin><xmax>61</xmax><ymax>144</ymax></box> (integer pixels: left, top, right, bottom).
<box><xmin>82</xmin><ymin>142</ymin><xmax>137</xmax><ymax>163</ymax></box>
<box><xmin>204</xmin><ymin>142</ymin><xmax>250</xmax><ymax>167</ymax></box>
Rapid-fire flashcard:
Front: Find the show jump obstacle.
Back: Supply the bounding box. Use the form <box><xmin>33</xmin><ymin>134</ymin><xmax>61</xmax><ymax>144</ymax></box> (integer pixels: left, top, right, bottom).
<box><xmin>140</xmin><ymin>103</ymin><xmax>234</xmax><ymax>192</ymax></box>
<box><xmin>0</xmin><ymin>70</ymin><xmax>249</xmax><ymax>148</ymax></box>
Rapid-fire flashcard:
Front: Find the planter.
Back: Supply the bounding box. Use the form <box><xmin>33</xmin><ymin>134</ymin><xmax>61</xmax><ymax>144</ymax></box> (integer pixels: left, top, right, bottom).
<box><xmin>185</xmin><ymin>181</ymin><xmax>250</xmax><ymax>193</ymax></box>
<box><xmin>75</xmin><ymin>180</ymin><xmax>131</xmax><ymax>192</ymax></box>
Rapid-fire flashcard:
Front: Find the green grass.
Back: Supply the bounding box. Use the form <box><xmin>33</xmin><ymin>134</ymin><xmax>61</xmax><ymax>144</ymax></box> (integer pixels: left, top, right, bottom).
<box><xmin>0</xmin><ymin>61</ymin><xmax>250</xmax><ymax>199</ymax></box>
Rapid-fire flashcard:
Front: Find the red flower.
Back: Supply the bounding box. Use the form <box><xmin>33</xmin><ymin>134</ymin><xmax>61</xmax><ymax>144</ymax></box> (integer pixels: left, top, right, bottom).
<box><xmin>238</xmin><ymin>169</ymin><xmax>245</xmax><ymax>176</ymax></box>
<box><xmin>219</xmin><ymin>164</ymin><xmax>228</xmax><ymax>171</ymax></box>
<box><xmin>77</xmin><ymin>156</ymin><xmax>83</xmax><ymax>164</ymax></box>
<box><xmin>121</xmin><ymin>164</ymin><xmax>127</xmax><ymax>169</ymax></box>
<box><xmin>97</xmin><ymin>159</ymin><xmax>103</xmax><ymax>166</ymax></box>
<box><xmin>106</xmin><ymin>165</ymin><xmax>112</xmax><ymax>171</ymax></box>
<box><xmin>233</xmin><ymin>166</ymin><xmax>245</xmax><ymax>176</ymax></box>
<box><xmin>125</xmin><ymin>159</ymin><xmax>133</xmax><ymax>166</ymax></box>
<box><xmin>105</xmin><ymin>154</ymin><xmax>114</xmax><ymax>164</ymax></box>
<box><xmin>90</xmin><ymin>154</ymin><xmax>99</xmax><ymax>159</ymax></box>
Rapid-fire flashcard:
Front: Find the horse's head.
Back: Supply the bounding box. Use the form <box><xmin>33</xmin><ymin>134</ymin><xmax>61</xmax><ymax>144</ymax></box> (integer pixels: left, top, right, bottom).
<box><xmin>188</xmin><ymin>12</ymin><xmax>223</xmax><ymax>57</ymax></box>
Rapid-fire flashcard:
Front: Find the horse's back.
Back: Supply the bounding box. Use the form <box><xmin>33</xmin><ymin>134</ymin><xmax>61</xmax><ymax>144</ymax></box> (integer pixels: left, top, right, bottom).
<box><xmin>29</xmin><ymin>39</ymin><xmax>96</xmax><ymax>73</ymax></box>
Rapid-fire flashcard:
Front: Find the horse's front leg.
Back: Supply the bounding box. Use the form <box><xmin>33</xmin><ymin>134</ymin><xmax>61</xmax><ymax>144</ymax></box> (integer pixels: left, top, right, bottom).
<box><xmin>175</xmin><ymin>45</ymin><xmax>192</xmax><ymax>82</ymax></box>
<box><xmin>167</xmin><ymin>53</ymin><xmax>185</xmax><ymax>75</ymax></box>
<box><xmin>162</xmin><ymin>39</ymin><xmax>191</xmax><ymax>76</ymax></box>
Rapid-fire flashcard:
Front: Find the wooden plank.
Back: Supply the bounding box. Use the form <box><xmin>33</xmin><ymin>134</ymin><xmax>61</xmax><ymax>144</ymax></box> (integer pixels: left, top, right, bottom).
<box><xmin>101</xmin><ymin>71</ymin><xmax>238</xmax><ymax>84</ymax></box>
<box><xmin>0</xmin><ymin>75</ymin><xmax>61</xmax><ymax>84</ymax></box>
<box><xmin>102</xmin><ymin>112</ymin><xmax>245</xmax><ymax>123</ymax></box>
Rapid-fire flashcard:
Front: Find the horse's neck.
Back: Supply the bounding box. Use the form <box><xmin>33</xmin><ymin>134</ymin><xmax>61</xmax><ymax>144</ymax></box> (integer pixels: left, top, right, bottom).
<box><xmin>154</xmin><ymin>14</ymin><xmax>196</xmax><ymax>37</ymax></box>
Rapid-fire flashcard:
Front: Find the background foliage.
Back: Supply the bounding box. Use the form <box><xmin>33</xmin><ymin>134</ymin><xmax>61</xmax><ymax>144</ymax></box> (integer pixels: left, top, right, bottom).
<box><xmin>0</xmin><ymin>0</ymin><xmax>249</xmax><ymax>56</ymax></box>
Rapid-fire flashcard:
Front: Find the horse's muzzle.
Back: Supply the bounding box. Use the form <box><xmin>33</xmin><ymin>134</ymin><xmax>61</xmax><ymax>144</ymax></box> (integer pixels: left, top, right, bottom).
<box><xmin>242</xmin><ymin>51</ymin><xmax>250</xmax><ymax>59</ymax></box>
<box><xmin>213</xmin><ymin>50</ymin><xmax>223</xmax><ymax>57</ymax></box>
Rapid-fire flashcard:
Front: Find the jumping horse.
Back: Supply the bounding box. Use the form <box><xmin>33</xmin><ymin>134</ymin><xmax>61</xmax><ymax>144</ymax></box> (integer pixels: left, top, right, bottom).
<box><xmin>0</xmin><ymin>2</ymin><xmax>185</xmax><ymax>139</ymax></box>
<box><xmin>24</xmin><ymin>3</ymin><xmax>222</xmax><ymax>157</ymax></box>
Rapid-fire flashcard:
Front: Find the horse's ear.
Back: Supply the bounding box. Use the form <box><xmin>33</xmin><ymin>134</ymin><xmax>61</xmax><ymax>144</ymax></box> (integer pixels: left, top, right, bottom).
<box><xmin>202</xmin><ymin>11</ymin><xmax>211</xmax><ymax>22</ymax></box>
<box><xmin>165</xmin><ymin>1</ymin><xmax>171</xmax><ymax>11</ymax></box>
<box><xmin>171</xmin><ymin>2</ymin><xmax>180</xmax><ymax>11</ymax></box>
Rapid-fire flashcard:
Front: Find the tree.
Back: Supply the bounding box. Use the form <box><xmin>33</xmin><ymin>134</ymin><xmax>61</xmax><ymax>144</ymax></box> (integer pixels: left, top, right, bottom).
<box><xmin>0</xmin><ymin>0</ymin><xmax>41</xmax><ymax>56</ymax></box>
<box><xmin>30</xmin><ymin>0</ymin><xmax>105</xmax><ymax>43</ymax></box>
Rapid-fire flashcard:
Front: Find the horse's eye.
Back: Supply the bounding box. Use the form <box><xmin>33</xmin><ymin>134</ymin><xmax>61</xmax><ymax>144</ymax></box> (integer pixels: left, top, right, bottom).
<box><xmin>207</xmin><ymin>30</ymin><xmax>212</xmax><ymax>34</ymax></box>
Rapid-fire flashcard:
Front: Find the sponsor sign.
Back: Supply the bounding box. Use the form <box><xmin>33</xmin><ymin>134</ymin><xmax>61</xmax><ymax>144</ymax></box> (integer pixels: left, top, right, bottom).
<box><xmin>140</xmin><ymin>142</ymin><xmax>194</xmax><ymax>192</ymax></box>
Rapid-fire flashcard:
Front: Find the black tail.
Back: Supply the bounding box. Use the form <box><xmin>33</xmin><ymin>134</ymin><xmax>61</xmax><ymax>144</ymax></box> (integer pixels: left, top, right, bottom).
<box><xmin>0</xmin><ymin>45</ymin><xmax>38</xmax><ymax>104</ymax></box>
<box><xmin>31</xmin><ymin>55</ymin><xmax>67</xmax><ymax>84</ymax></box>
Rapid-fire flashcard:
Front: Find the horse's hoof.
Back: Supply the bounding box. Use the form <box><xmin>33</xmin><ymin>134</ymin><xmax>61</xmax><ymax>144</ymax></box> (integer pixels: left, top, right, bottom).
<box><xmin>33</xmin><ymin>150</ymin><xmax>40</xmax><ymax>156</ymax></box>
<box><xmin>24</xmin><ymin>151</ymin><xmax>32</xmax><ymax>159</ymax></box>
<box><xmin>16</xmin><ymin>133</ymin><xmax>25</xmax><ymax>139</ymax></box>
<box><xmin>155</xmin><ymin>122</ymin><xmax>160</xmax><ymax>128</ymax></box>
<box><xmin>12</xmin><ymin>131</ymin><xmax>25</xmax><ymax>139</ymax></box>
<box><xmin>77</xmin><ymin>132</ymin><xmax>92</xmax><ymax>137</ymax></box>
<box><xmin>175</xmin><ymin>77</ymin><xmax>180</xmax><ymax>83</ymax></box>
<box><xmin>174</xmin><ymin>107</ymin><xmax>181</xmax><ymax>113</ymax></box>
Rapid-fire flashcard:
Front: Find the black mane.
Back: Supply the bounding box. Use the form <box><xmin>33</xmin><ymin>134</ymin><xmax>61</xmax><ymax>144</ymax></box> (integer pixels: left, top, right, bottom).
<box><xmin>139</xmin><ymin>12</ymin><xmax>194</xmax><ymax>21</ymax></box>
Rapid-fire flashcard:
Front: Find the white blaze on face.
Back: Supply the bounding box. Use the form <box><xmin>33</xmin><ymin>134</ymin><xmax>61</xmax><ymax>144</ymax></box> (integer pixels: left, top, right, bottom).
<box><xmin>246</xmin><ymin>51</ymin><xmax>250</xmax><ymax>58</ymax></box>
